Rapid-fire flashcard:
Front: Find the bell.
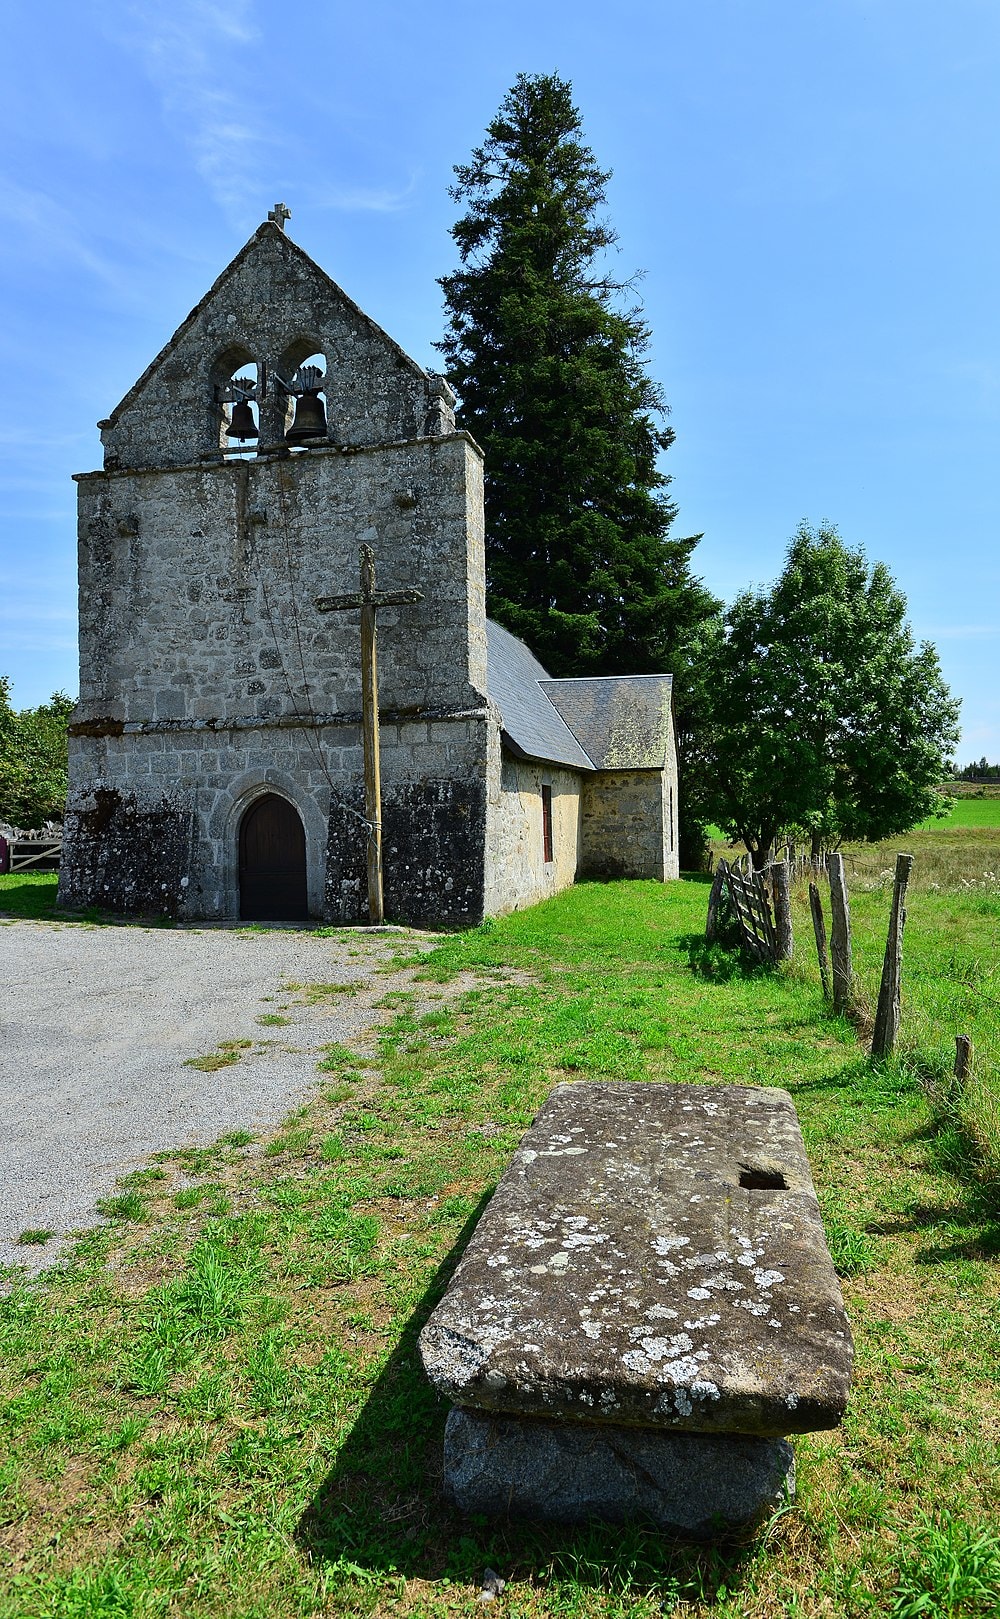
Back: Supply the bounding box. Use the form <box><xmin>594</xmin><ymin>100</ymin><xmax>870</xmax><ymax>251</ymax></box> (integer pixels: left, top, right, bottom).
<box><xmin>286</xmin><ymin>390</ymin><xmax>327</xmax><ymax>444</ymax></box>
<box><xmin>226</xmin><ymin>398</ymin><xmax>258</xmax><ymax>440</ymax></box>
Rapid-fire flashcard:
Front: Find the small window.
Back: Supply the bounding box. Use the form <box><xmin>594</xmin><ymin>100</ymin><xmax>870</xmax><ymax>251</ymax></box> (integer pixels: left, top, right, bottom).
<box><xmin>669</xmin><ymin>784</ymin><xmax>675</xmax><ymax>852</ymax></box>
<box><xmin>541</xmin><ymin>785</ymin><xmax>554</xmax><ymax>864</ymax></box>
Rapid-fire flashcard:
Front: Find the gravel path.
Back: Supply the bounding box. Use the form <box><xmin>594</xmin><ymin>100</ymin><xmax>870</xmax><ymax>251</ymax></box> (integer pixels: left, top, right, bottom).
<box><xmin>0</xmin><ymin>919</ymin><xmax>422</xmax><ymax>1272</ymax></box>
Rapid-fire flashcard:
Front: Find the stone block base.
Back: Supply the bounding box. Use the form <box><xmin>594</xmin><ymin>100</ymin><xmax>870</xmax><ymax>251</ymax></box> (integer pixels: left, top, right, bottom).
<box><xmin>443</xmin><ymin>1408</ymin><xmax>794</xmax><ymax>1540</ymax></box>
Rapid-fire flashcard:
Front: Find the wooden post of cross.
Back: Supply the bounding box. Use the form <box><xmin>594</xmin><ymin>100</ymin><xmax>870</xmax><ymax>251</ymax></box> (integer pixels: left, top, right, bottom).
<box><xmin>315</xmin><ymin>545</ymin><xmax>423</xmax><ymax>924</ymax></box>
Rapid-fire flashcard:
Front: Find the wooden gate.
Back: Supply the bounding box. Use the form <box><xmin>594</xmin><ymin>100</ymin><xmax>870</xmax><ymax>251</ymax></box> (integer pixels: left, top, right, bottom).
<box><xmin>708</xmin><ymin>857</ymin><xmax>778</xmax><ymax>963</ymax></box>
<box><xmin>239</xmin><ymin>795</ymin><xmax>308</xmax><ymax>921</ymax></box>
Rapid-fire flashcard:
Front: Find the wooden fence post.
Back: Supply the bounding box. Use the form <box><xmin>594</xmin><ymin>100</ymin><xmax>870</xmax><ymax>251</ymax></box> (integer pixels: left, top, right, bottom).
<box><xmin>705</xmin><ymin>861</ymin><xmax>728</xmax><ymax>941</ymax></box>
<box><xmin>771</xmin><ymin>861</ymin><xmax>793</xmax><ymax>961</ymax></box>
<box><xmin>871</xmin><ymin>853</ymin><xmax>914</xmax><ymax>1059</ymax></box>
<box><xmin>809</xmin><ymin>882</ymin><xmax>832</xmax><ymax>1000</ymax></box>
<box><xmin>954</xmin><ymin>1034</ymin><xmax>973</xmax><ymax>1084</ymax></box>
<box><xmin>829</xmin><ymin>853</ymin><xmax>853</xmax><ymax>1016</ymax></box>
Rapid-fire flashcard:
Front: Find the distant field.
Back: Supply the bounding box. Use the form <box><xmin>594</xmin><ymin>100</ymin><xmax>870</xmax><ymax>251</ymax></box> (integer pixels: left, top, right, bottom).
<box><xmin>924</xmin><ymin>795</ymin><xmax>1000</xmax><ymax>828</ymax></box>
<box><xmin>707</xmin><ymin>795</ymin><xmax>1000</xmax><ymax>862</ymax></box>
<box><xmin>942</xmin><ymin>781</ymin><xmax>1000</xmax><ymax>798</ymax></box>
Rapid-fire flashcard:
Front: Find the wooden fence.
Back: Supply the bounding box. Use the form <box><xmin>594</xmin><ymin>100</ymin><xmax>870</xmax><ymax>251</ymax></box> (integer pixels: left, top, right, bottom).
<box><xmin>707</xmin><ymin>857</ymin><xmax>780</xmax><ymax>963</ymax></box>
<box><xmin>4</xmin><ymin>836</ymin><xmax>62</xmax><ymax>872</ymax></box>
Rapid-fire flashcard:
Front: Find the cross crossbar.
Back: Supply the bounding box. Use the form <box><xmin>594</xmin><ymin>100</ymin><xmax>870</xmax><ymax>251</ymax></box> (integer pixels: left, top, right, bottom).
<box><xmin>315</xmin><ymin>588</ymin><xmax>423</xmax><ymax>612</ymax></box>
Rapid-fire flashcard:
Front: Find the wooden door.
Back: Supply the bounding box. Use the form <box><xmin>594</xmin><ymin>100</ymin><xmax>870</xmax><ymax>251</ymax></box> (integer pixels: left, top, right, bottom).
<box><xmin>239</xmin><ymin>794</ymin><xmax>308</xmax><ymax>920</ymax></box>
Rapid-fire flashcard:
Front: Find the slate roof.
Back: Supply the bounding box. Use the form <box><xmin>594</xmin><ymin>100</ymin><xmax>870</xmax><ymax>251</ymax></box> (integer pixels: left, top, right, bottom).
<box><xmin>485</xmin><ymin>621</ymin><xmax>594</xmax><ymax>772</ymax></box>
<box><xmin>541</xmin><ymin>674</ymin><xmax>673</xmax><ymax>770</ymax></box>
<box><xmin>485</xmin><ymin>620</ymin><xmax>673</xmax><ymax>773</ymax></box>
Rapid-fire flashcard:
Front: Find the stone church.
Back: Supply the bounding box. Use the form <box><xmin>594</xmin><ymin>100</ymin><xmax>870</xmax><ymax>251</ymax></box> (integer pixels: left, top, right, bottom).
<box><xmin>60</xmin><ymin>213</ymin><xmax>678</xmax><ymax>928</ymax></box>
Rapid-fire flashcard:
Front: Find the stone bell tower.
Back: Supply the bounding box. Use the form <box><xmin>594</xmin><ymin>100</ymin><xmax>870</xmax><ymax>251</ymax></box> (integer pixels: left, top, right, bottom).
<box><xmin>59</xmin><ymin>210</ymin><xmax>493</xmax><ymax>927</ymax></box>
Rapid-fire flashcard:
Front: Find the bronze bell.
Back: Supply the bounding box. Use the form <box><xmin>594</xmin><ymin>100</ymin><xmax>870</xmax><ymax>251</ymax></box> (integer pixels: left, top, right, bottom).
<box><xmin>227</xmin><ymin>398</ymin><xmax>258</xmax><ymax>440</ymax></box>
<box><xmin>286</xmin><ymin>390</ymin><xmax>327</xmax><ymax>444</ymax></box>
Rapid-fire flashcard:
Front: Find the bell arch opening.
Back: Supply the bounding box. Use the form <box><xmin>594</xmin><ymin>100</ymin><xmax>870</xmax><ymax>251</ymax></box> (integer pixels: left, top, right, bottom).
<box><xmin>238</xmin><ymin>792</ymin><xmax>309</xmax><ymax>920</ymax></box>
<box><xmin>218</xmin><ymin>357</ymin><xmax>260</xmax><ymax>459</ymax></box>
<box><xmin>278</xmin><ymin>341</ymin><xmax>329</xmax><ymax>449</ymax></box>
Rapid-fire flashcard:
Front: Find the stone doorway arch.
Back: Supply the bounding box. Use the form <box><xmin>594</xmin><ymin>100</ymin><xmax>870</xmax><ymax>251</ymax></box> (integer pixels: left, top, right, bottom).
<box><xmin>238</xmin><ymin>793</ymin><xmax>309</xmax><ymax>920</ymax></box>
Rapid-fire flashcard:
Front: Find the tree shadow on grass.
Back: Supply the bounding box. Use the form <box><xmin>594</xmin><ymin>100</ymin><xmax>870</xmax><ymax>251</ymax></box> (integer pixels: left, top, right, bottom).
<box><xmin>297</xmin><ymin>1207</ymin><xmax>759</xmax><ymax>1606</ymax></box>
<box><xmin>677</xmin><ymin>932</ymin><xmax>775</xmax><ymax>985</ymax></box>
<box><xmin>867</xmin><ymin>1193</ymin><xmax>1000</xmax><ymax>1263</ymax></box>
<box><xmin>760</xmin><ymin>1058</ymin><xmax>1000</xmax><ymax>1262</ymax></box>
<box><xmin>789</xmin><ymin>1058</ymin><xmax>918</xmax><ymax>1107</ymax></box>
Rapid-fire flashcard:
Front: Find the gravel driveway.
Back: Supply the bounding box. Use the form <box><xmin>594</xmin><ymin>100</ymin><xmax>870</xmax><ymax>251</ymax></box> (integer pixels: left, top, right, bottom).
<box><xmin>0</xmin><ymin>919</ymin><xmax>420</xmax><ymax>1272</ymax></box>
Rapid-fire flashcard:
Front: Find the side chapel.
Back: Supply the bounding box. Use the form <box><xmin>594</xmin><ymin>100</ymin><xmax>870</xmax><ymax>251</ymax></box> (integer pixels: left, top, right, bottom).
<box><xmin>60</xmin><ymin>213</ymin><xmax>679</xmax><ymax>927</ymax></box>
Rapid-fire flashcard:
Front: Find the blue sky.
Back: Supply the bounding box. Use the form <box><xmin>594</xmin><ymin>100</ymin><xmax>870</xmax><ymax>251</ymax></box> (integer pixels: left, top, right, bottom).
<box><xmin>1</xmin><ymin>0</ymin><xmax>997</xmax><ymax>761</ymax></box>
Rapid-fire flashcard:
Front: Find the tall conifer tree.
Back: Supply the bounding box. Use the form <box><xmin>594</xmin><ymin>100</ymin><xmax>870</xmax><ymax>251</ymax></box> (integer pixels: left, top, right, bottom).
<box><xmin>439</xmin><ymin>72</ymin><xmax>715</xmax><ymax>676</ymax></box>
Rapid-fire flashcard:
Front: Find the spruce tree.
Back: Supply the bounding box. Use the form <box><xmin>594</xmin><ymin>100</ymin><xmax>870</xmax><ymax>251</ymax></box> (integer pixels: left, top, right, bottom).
<box><xmin>439</xmin><ymin>72</ymin><xmax>715</xmax><ymax>677</ymax></box>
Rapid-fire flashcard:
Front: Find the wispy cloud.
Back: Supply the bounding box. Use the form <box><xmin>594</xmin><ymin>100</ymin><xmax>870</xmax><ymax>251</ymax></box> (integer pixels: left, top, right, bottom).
<box><xmin>304</xmin><ymin>176</ymin><xmax>421</xmax><ymax>215</ymax></box>
<box><xmin>1</xmin><ymin>628</ymin><xmax>77</xmax><ymax>654</ymax></box>
<box><xmin>0</xmin><ymin>604</ymin><xmax>74</xmax><ymax>624</ymax></box>
<box><xmin>106</xmin><ymin>2</ymin><xmax>268</xmax><ymax>220</ymax></box>
<box><xmin>0</xmin><ymin>178</ymin><xmax>125</xmax><ymax>288</ymax></box>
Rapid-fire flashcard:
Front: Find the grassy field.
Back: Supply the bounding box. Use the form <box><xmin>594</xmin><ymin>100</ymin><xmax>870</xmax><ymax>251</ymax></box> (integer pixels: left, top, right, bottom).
<box><xmin>1</xmin><ymin>868</ymin><xmax>999</xmax><ymax>1618</ymax></box>
<box><xmin>919</xmin><ymin>797</ymin><xmax>1000</xmax><ymax>829</ymax></box>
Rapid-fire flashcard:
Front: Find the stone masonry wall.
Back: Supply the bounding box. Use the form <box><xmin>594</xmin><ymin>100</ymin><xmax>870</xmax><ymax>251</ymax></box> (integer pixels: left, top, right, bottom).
<box><xmin>580</xmin><ymin>767</ymin><xmax>679</xmax><ymax>882</ymax></box>
<box><xmin>578</xmin><ymin>699</ymin><xmax>680</xmax><ymax>881</ymax></box>
<box><xmin>483</xmin><ymin>730</ymin><xmax>582</xmax><ymax>916</ymax></box>
<box><xmin>60</xmin><ymin>712</ymin><xmax>491</xmax><ymax>927</ymax></box>
<box><xmin>73</xmin><ymin>434</ymin><xmax>486</xmax><ymax>728</ymax></box>
<box><xmin>63</xmin><ymin>427</ymin><xmax>491</xmax><ymax>925</ymax></box>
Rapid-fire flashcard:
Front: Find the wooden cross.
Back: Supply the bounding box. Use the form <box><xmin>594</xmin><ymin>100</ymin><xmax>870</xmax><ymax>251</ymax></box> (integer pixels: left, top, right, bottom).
<box><xmin>268</xmin><ymin>202</ymin><xmax>291</xmax><ymax>231</ymax></box>
<box><xmin>315</xmin><ymin>546</ymin><xmax>423</xmax><ymax>924</ymax></box>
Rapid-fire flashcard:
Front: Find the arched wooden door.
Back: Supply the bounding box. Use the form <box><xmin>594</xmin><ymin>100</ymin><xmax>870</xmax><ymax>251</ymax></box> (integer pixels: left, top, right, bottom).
<box><xmin>238</xmin><ymin>794</ymin><xmax>308</xmax><ymax>920</ymax></box>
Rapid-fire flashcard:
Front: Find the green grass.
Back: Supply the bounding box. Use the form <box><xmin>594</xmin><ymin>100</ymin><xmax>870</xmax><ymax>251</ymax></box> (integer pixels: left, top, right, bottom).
<box><xmin>920</xmin><ymin>796</ymin><xmax>1000</xmax><ymax>828</ymax></box>
<box><xmin>0</xmin><ymin>871</ymin><xmax>60</xmax><ymax>920</ymax></box>
<box><xmin>0</xmin><ymin>871</ymin><xmax>171</xmax><ymax>926</ymax></box>
<box><xmin>1</xmin><ymin>877</ymin><xmax>998</xmax><ymax>1617</ymax></box>
<box><xmin>184</xmin><ymin>1040</ymin><xmax>254</xmax><ymax>1072</ymax></box>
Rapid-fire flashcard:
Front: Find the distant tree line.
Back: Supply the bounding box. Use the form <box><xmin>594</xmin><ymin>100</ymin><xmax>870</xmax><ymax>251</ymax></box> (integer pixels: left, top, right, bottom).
<box><xmin>0</xmin><ymin>677</ymin><xmax>74</xmax><ymax>829</ymax></box>
<box><xmin>952</xmin><ymin>758</ymin><xmax>1000</xmax><ymax>782</ymax></box>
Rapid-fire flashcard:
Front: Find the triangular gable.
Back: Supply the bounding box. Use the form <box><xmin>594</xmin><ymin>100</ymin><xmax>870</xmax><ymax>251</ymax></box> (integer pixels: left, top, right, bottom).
<box><xmin>98</xmin><ymin>221</ymin><xmax>452</xmax><ymax>470</ymax></box>
<box><xmin>103</xmin><ymin>222</ymin><xmax>426</xmax><ymax>428</ymax></box>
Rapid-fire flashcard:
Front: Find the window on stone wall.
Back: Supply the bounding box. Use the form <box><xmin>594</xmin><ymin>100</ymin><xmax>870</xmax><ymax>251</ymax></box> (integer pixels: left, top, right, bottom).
<box><xmin>542</xmin><ymin>785</ymin><xmax>554</xmax><ymax>864</ymax></box>
<box><xmin>669</xmin><ymin>784</ymin><xmax>675</xmax><ymax>852</ymax></box>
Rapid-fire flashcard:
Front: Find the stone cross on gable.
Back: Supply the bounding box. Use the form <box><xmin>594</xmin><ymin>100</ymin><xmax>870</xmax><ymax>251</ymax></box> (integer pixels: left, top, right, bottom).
<box><xmin>268</xmin><ymin>202</ymin><xmax>291</xmax><ymax>231</ymax></box>
<box><xmin>315</xmin><ymin>545</ymin><xmax>423</xmax><ymax>924</ymax></box>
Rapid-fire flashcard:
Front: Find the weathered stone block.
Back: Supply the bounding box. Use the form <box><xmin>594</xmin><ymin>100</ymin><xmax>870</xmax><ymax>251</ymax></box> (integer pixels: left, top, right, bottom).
<box><xmin>419</xmin><ymin>1081</ymin><xmax>852</xmax><ymax>1437</ymax></box>
<box><xmin>443</xmin><ymin>1407</ymin><xmax>794</xmax><ymax>1539</ymax></box>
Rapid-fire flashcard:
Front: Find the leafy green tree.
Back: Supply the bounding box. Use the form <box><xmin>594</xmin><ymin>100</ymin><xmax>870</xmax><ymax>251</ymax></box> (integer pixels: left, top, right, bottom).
<box><xmin>693</xmin><ymin>525</ymin><xmax>960</xmax><ymax>867</ymax></box>
<box><xmin>0</xmin><ymin>677</ymin><xmax>75</xmax><ymax>828</ymax></box>
<box><xmin>439</xmin><ymin>71</ymin><xmax>717</xmax><ymax>677</ymax></box>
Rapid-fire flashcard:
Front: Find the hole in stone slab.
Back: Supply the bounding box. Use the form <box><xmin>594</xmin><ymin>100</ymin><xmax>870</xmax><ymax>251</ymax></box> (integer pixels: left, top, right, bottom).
<box><xmin>739</xmin><ymin>1165</ymin><xmax>787</xmax><ymax>1191</ymax></box>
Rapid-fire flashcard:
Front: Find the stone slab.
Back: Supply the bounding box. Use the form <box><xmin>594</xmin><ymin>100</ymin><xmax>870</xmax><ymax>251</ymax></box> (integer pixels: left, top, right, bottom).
<box><xmin>419</xmin><ymin>1082</ymin><xmax>852</xmax><ymax>1436</ymax></box>
<box><xmin>443</xmin><ymin>1406</ymin><xmax>795</xmax><ymax>1539</ymax></box>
